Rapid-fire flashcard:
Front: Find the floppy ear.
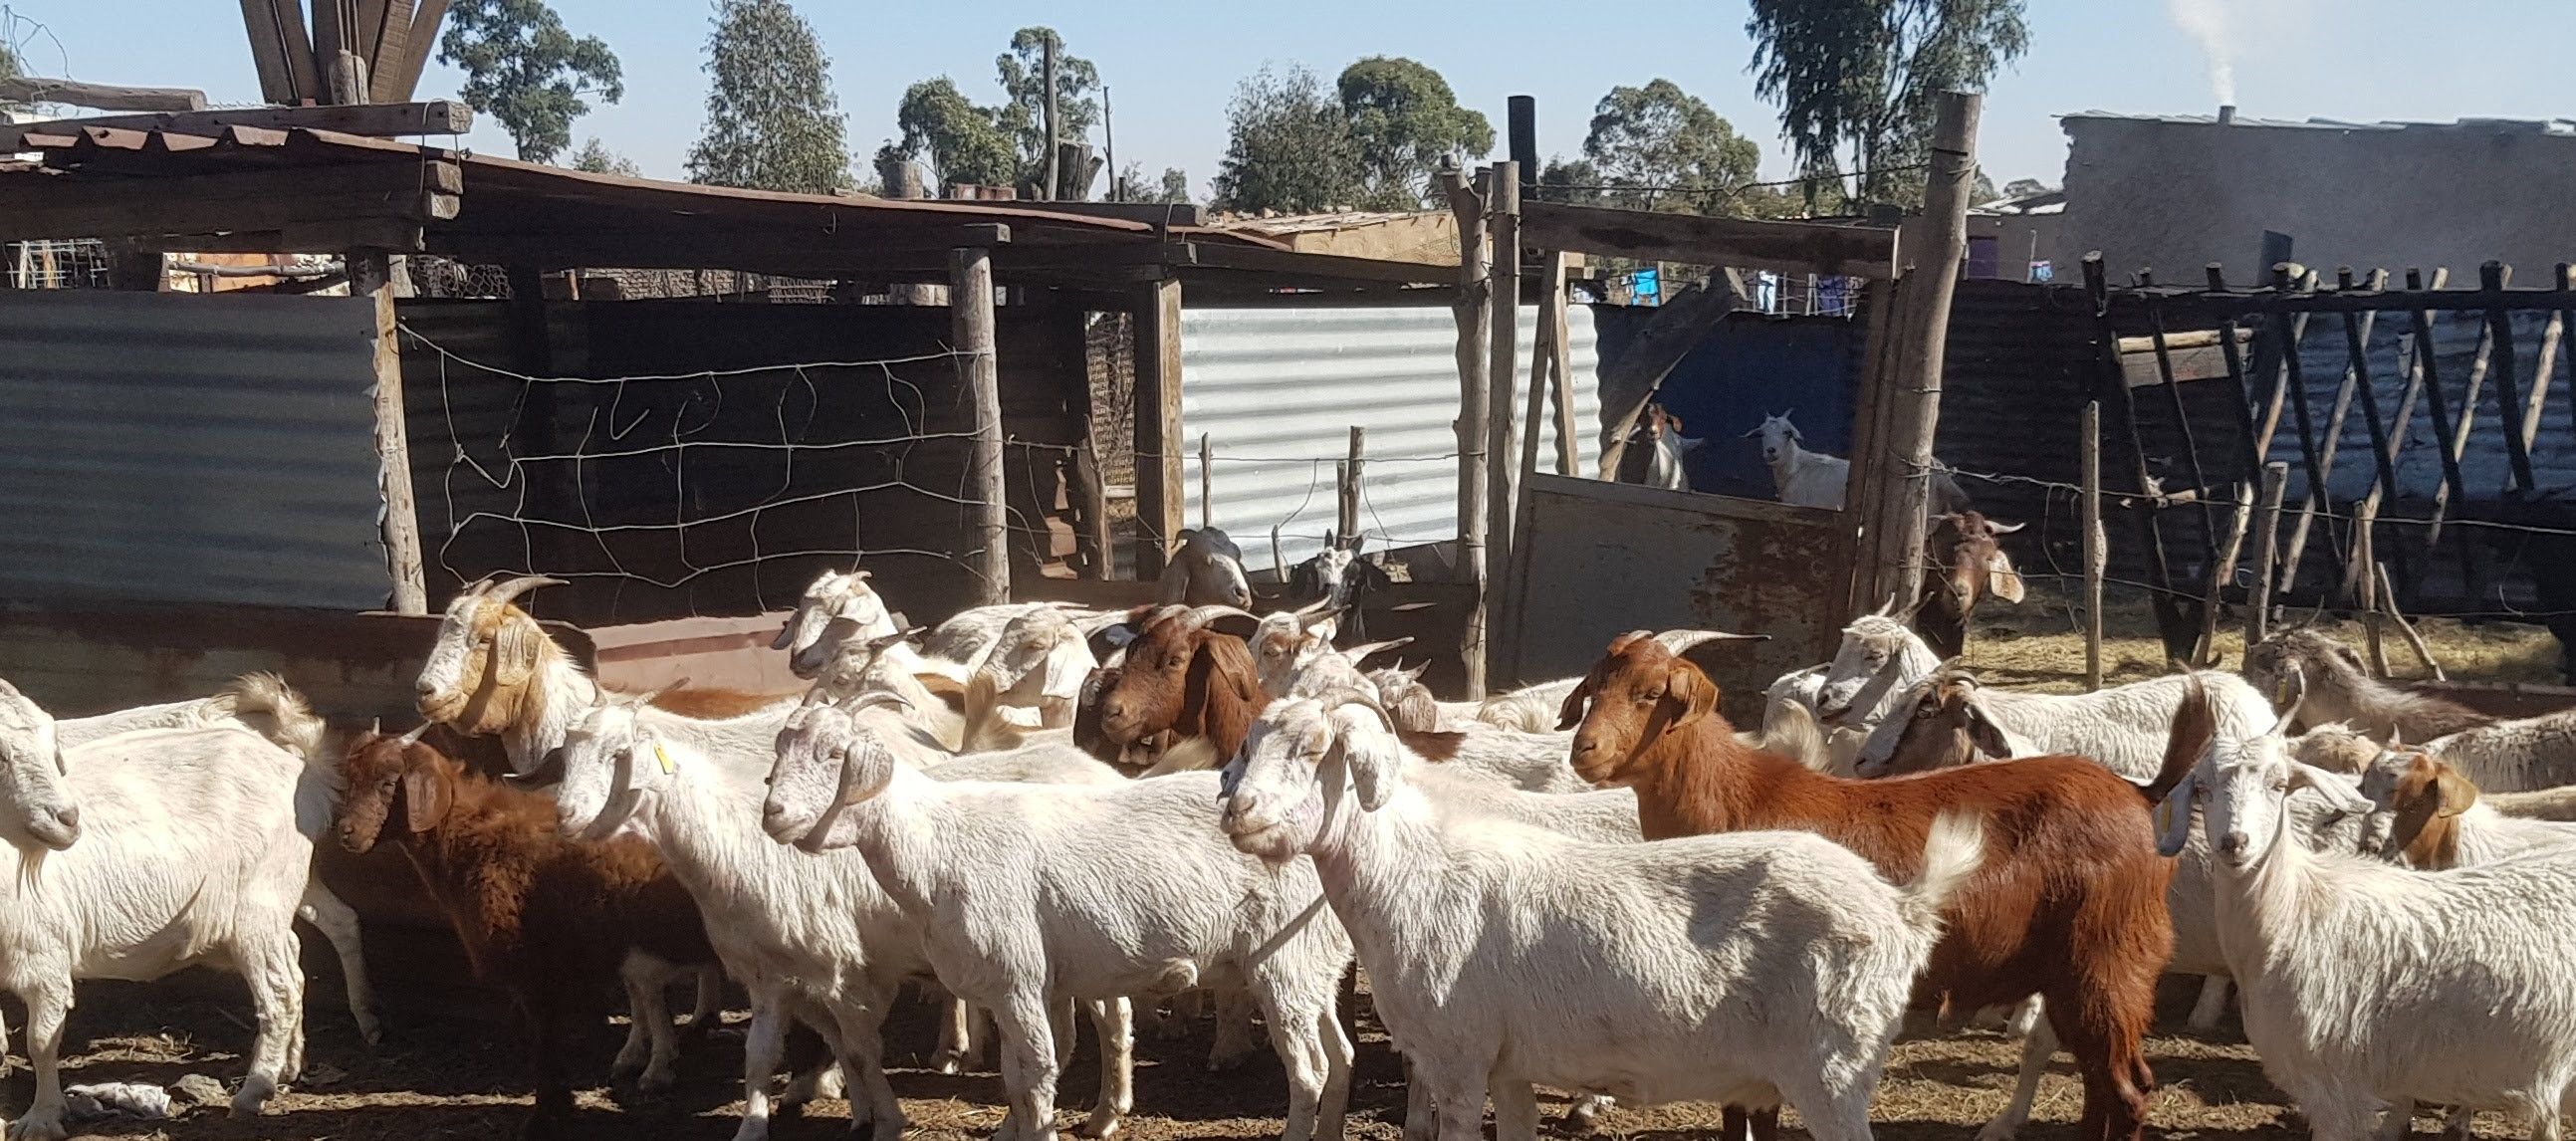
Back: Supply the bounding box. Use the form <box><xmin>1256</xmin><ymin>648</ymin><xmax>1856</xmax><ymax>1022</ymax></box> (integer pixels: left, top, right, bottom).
<box><xmin>492</xmin><ymin>616</ymin><xmax>544</xmax><ymax>686</ymax></box>
<box><xmin>1664</xmin><ymin>662</ymin><xmax>1721</xmax><ymax>730</ymax></box>
<box><xmin>1330</xmin><ymin>703</ymin><xmax>1407</xmax><ymax>811</ymax></box>
<box><xmin>1962</xmin><ymin>696</ymin><xmax>2017</xmax><ymax>759</ymax></box>
<box><xmin>1555</xmin><ymin>671</ymin><xmax>1598</xmax><ymax>732</ymax></box>
<box><xmin>402</xmin><ymin>762</ymin><xmax>454</xmax><ymax>834</ymax></box>
<box><xmin>2433</xmin><ymin>766</ymin><xmax>2478</xmax><ymax>816</ymax></box>
<box><xmin>1985</xmin><ymin>550</ymin><xmax>2026</xmax><ymax>603</ymax></box>
<box><xmin>771</xmin><ymin>614</ymin><xmax>799</xmax><ymax>651</ymax></box>
<box><xmin>2155</xmin><ymin>770</ymin><xmax>2197</xmax><ymax>857</ymax></box>
<box><xmin>2164</xmin><ymin>675</ymin><xmax>2218</xmax><ymax>781</ymax></box>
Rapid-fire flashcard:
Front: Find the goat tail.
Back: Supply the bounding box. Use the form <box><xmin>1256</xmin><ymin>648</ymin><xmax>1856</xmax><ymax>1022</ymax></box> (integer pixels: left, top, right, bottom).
<box><xmin>1752</xmin><ymin>699</ymin><xmax>1829</xmax><ymax>772</ymax></box>
<box><xmin>218</xmin><ymin>671</ymin><xmax>329</xmax><ymax>766</ymax></box>
<box><xmin>1897</xmin><ymin>809</ymin><xmax>1987</xmax><ymax>933</ymax></box>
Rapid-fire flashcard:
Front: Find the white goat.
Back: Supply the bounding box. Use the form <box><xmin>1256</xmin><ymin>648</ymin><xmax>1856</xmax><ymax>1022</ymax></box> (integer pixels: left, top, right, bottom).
<box><xmin>1157</xmin><ymin>528</ymin><xmax>1255</xmax><ymax>609</ymax></box>
<box><xmin>551</xmin><ymin>693</ymin><xmax>1129</xmax><ymax>1141</ymax></box>
<box><xmin>50</xmin><ymin>673</ymin><xmax>382</xmax><ymax>1045</ymax></box>
<box><xmin>775</xmin><ymin>566</ymin><xmax>1089</xmax><ymax>687</ymax></box>
<box><xmin>2415</xmin><ymin>709</ymin><xmax>2576</xmax><ymax>793</ymax></box>
<box><xmin>0</xmin><ymin>684</ymin><xmax>316</xmax><ymax>1141</ymax></box>
<box><xmin>1218</xmin><ymin>691</ymin><xmax>1983</xmax><ymax>1141</ymax></box>
<box><xmin>764</xmin><ymin>692</ymin><xmax>1355</xmax><ymax>1141</ymax></box>
<box><xmin>1749</xmin><ymin>410</ymin><xmax>1968</xmax><ymax>513</ymax></box>
<box><xmin>2157</xmin><ymin>680</ymin><xmax>2576</xmax><ymax>1141</ymax></box>
<box><xmin>1812</xmin><ymin>608</ymin><xmax>1948</xmax><ymax>735</ymax></box>
<box><xmin>1856</xmin><ymin>669</ymin><xmax>2279</xmax><ymax>781</ymax></box>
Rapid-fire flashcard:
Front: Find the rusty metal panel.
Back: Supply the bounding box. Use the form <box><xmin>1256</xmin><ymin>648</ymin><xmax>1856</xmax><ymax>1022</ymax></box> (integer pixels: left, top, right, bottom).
<box><xmin>0</xmin><ymin>290</ymin><xmax>388</xmax><ymax>610</ymax></box>
<box><xmin>1505</xmin><ymin>473</ymin><xmax>1847</xmax><ymax>720</ymax></box>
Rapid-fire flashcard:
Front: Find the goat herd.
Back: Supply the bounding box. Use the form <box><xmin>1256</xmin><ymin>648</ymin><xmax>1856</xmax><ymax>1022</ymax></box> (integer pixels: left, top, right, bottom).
<box><xmin>6</xmin><ymin>565</ymin><xmax>2576</xmax><ymax>1141</ymax></box>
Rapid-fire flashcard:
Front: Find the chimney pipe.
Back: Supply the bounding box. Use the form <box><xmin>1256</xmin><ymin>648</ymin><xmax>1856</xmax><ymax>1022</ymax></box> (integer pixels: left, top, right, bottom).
<box><xmin>2217</xmin><ymin>105</ymin><xmax>2236</xmax><ymax>125</ymax></box>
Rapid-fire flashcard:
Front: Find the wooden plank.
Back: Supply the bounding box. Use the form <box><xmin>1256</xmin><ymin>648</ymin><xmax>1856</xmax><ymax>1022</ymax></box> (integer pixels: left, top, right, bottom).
<box><xmin>1546</xmin><ymin>254</ymin><xmax>1577</xmax><ymax>476</ymax></box>
<box><xmin>353</xmin><ymin>252</ymin><xmax>428</xmax><ymax>615</ymax></box>
<box><xmin>954</xmin><ymin>246</ymin><xmax>1011</xmax><ymax>604</ymax></box>
<box><xmin>1132</xmin><ymin>278</ymin><xmax>1185</xmax><ymax>578</ymax></box>
<box><xmin>0</xmin><ymin>159</ymin><xmax>459</xmax><ymax>242</ymax></box>
<box><xmin>2482</xmin><ymin>262</ymin><xmax>2538</xmax><ymax>491</ymax></box>
<box><xmin>1012</xmin><ymin>201</ymin><xmax>1208</xmax><ymax>227</ymax></box>
<box><xmin>1486</xmin><ymin>162</ymin><xmax>1523</xmax><ymax>658</ymax></box>
<box><xmin>352</xmin><ymin>0</ymin><xmax>394</xmax><ymax>92</ymax></box>
<box><xmin>2522</xmin><ymin>263</ymin><xmax>2568</xmax><ymax>454</ymax></box>
<box><xmin>239</xmin><ymin>0</ymin><xmax>299</xmax><ymax>105</ymax></box>
<box><xmin>279</xmin><ymin>0</ymin><xmax>322</xmax><ymax>103</ymax></box>
<box><xmin>2247</xmin><ymin>463</ymin><xmax>2291</xmax><ymax>643</ymax></box>
<box><xmin>393</xmin><ymin>0</ymin><xmax>450</xmax><ymax>102</ymax></box>
<box><xmin>310</xmin><ymin>0</ymin><xmax>349</xmax><ymax>100</ymax></box>
<box><xmin>367</xmin><ymin>0</ymin><xmax>421</xmax><ymax>104</ymax></box>
<box><xmin>0</xmin><ymin>102</ymin><xmax>475</xmax><ymax>149</ymax></box>
<box><xmin>2281</xmin><ymin>269</ymin><xmax>2395</xmax><ymax>593</ymax></box>
<box><xmin>0</xmin><ymin>78</ymin><xmax>206</xmax><ymax>112</ymax></box>
<box><xmin>2145</xmin><ymin>298</ymin><xmax>2220</xmax><ymax>568</ymax></box>
<box><xmin>1443</xmin><ymin>165</ymin><xmax>1492</xmax><ymax>698</ymax></box>
<box><xmin>1182</xmin><ymin>241</ymin><xmax>1454</xmax><ymax>286</ymax></box>
<box><xmin>1522</xmin><ymin>199</ymin><xmax>1896</xmax><ymax>279</ymax></box>
<box><xmin>2082</xmin><ymin>401</ymin><xmax>2105</xmax><ymax>689</ymax></box>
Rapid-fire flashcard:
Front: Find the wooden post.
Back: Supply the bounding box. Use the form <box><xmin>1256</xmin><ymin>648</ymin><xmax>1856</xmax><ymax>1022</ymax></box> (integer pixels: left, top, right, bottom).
<box><xmin>2247</xmin><ymin>462</ymin><xmax>2292</xmax><ymax>646</ymax></box>
<box><xmin>1440</xmin><ymin>164</ymin><xmax>1492</xmax><ymax>697</ymax></box>
<box><xmin>1133</xmin><ymin>277</ymin><xmax>1186</xmax><ymax>578</ymax></box>
<box><xmin>1339</xmin><ymin>426</ymin><xmax>1364</xmax><ymax>539</ymax></box>
<box><xmin>1197</xmin><ymin>432</ymin><xmax>1213</xmax><ymax>532</ymax></box>
<box><xmin>1486</xmin><ymin>162</ymin><xmax>1523</xmax><ymax>633</ymax></box>
<box><xmin>1865</xmin><ymin>91</ymin><xmax>1980</xmax><ymax>610</ymax></box>
<box><xmin>353</xmin><ymin>251</ymin><xmax>427</xmax><ymax>614</ymax></box>
<box><xmin>2379</xmin><ymin>562</ymin><xmax>2445</xmax><ymax>681</ymax></box>
<box><xmin>2354</xmin><ymin>494</ymin><xmax>2389</xmax><ymax>677</ymax></box>
<box><xmin>2082</xmin><ymin>400</ymin><xmax>2104</xmax><ymax>691</ymax></box>
<box><xmin>953</xmin><ymin>246</ymin><xmax>1009</xmax><ymax>604</ymax></box>
<box><xmin>1070</xmin><ymin>434</ymin><xmax>1111</xmax><ymax>580</ymax></box>
<box><xmin>1040</xmin><ymin>35</ymin><xmax>1060</xmax><ymax>202</ymax></box>
<box><xmin>2529</xmin><ymin>262</ymin><xmax>2569</xmax><ymax>452</ymax></box>
<box><xmin>1544</xmin><ymin>254</ymin><xmax>1577</xmax><ymax>475</ymax></box>
<box><xmin>1520</xmin><ymin>253</ymin><xmax>1556</xmax><ymax>481</ymax></box>
<box><xmin>2199</xmin><ymin>481</ymin><xmax>2255</xmax><ymax>668</ymax></box>
<box><xmin>2482</xmin><ymin>262</ymin><xmax>2537</xmax><ymax>491</ymax></box>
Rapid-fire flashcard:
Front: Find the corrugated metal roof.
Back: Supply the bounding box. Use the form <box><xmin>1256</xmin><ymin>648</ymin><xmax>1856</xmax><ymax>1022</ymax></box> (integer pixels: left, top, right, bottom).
<box><xmin>2061</xmin><ymin>111</ymin><xmax>2574</xmax><ymax>135</ymax></box>
<box><xmin>0</xmin><ymin>289</ymin><xmax>390</xmax><ymax>609</ymax></box>
<box><xmin>1179</xmin><ymin>305</ymin><xmax>1602</xmax><ymax>572</ymax></box>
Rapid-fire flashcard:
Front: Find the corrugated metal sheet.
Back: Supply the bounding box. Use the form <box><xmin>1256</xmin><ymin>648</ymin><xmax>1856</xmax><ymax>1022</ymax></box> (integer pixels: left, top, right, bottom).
<box><xmin>0</xmin><ymin>290</ymin><xmax>389</xmax><ymax>609</ymax></box>
<box><xmin>1179</xmin><ymin>305</ymin><xmax>1601</xmax><ymax>571</ymax></box>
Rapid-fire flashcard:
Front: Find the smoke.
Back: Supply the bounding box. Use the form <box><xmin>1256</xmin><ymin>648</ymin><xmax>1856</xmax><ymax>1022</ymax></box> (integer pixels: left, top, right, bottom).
<box><xmin>2167</xmin><ymin>0</ymin><xmax>2236</xmax><ymax>107</ymax></box>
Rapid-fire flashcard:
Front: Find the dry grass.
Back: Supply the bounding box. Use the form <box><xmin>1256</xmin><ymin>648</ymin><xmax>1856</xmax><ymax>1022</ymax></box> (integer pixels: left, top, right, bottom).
<box><xmin>1962</xmin><ymin>582</ymin><xmax>2563</xmax><ymax>694</ymax></box>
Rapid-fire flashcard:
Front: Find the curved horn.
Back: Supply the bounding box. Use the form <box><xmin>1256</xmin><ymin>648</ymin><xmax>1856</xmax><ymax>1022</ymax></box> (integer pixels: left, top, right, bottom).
<box><xmin>1988</xmin><ymin>520</ymin><xmax>2026</xmax><ymax>534</ymax></box>
<box><xmin>369</xmin><ymin>717</ymin><xmax>382</xmax><ymax>737</ymax></box>
<box><xmin>1872</xmin><ymin>593</ymin><xmax>1897</xmax><ymax>617</ymax></box>
<box><xmin>395</xmin><ymin>722</ymin><xmax>432</xmax><ymax>747</ymax></box>
<box><xmin>627</xmin><ymin>677</ymin><xmax>688</xmax><ymax>708</ymax></box>
<box><xmin>866</xmin><ymin>627</ymin><xmax>926</xmax><ymax>653</ymax></box>
<box><xmin>483</xmin><ymin>574</ymin><xmax>567</xmax><ymax>605</ymax></box>
<box><xmin>1182</xmin><ymin>605</ymin><xmax>1264</xmax><ymax>640</ymax></box>
<box><xmin>1343</xmin><ymin>635</ymin><xmax>1414</xmax><ymax>663</ymax></box>
<box><xmin>1317</xmin><ymin>685</ymin><xmax>1396</xmax><ymax>731</ymax></box>
<box><xmin>1656</xmin><ymin>629</ymin><xmax>1769</xmax><ymax>654</ymax></box>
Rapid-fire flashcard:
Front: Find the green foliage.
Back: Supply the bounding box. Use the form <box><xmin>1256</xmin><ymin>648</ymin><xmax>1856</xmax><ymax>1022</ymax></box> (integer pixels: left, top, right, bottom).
<box><xmin>437</xmin><ymin>0</ymin><xmax>623</xmax><ymax>164</ymax></box>
<box><xmin>1211</xmin><ymin>65</ymin><xmax>1364</xmax><ymax>214</ymax></box>
<box><xmin>887</xmin><ymin>77</ymin><xmax>1016</xmax><ymax>189</ymax></box>
<box><xmin>1574</xmin><ymin>80</ymin><xmax>1762</xmax><ymax>216</ymax></box>
<box><xmin>569</xmin><ymin>137</ymin><xmax>640</xmax><ymax>176</ymax></box>
<box><xmin>993</xmin><ymin>27</ymin><xmax>1101</xmax><ymax>191</ymax></box>
<box><xmin>0</xmin><ymin>40</ymin><xmax>20</xmax><ymax>114</ymax></box>
<box><xmin>1972</xmin><ymin>168</ymin><xmax>1997</xmax><ymax>203</ymax></box>
<box><xmin>685</xmin><ymin>0</ymin><xmax>850</xmax><ymax>193</ymax></box>
<box><xmin>1335</xmin><ymin>57</ymin><xmax>1492</xmax><ymax>210</ymax></box>
<box><xmin>1112</xmin><ymin>162</ymin><xmax>1193</xmax><ymax>204</ymax></box>
<box><xmin>1747</xmin><ymin>0</ymin><xmax>2028</xmax><ymax>207</ymax></box>
<box><xmin>2001</xmin><ymin>176</ymin><xmax>2052</xmax><ymax>199</ymax></box>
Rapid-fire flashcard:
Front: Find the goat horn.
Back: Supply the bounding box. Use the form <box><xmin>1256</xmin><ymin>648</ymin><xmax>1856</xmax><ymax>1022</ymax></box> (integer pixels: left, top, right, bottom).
<box><xmin>369</xmin><ymin>717</ymin><xmax>382</xmax><ymax>737</ymax></box>
<box><xmin>631</xmin><ymin>677</ymin><xmax>688</xmax><ymax>708</ymax></box>
<box><xmin>1181</xmin><ymin>604</ymin><xmax>1259</xmax><ymax>629</ymax></box>
<box><xmin>867</xmin><ymin>627</ymin><xmax>926</xmax><ymax>652</ymax></box>
<box><xmin>1657</xmin><ymin>629</ymin><xmax>1768</xmax><ymax>654</ymax></box>
<box><xmin>1344</xmin><ymin>636</ymin><xmax>1413</xmax><ymax>662</ymax></box>
<box><xmin>1320</xmin><ymin>686</ymin><xmax>1397</xmax><ymax>732</ymax></box>
<box><xmin>484</xmin><ymin>574</ymin><xmax>567</xmax><ymax>604</ymax></box>
<box><xmin>395</xmin><ymin>722</ymin><xmax>432</xmax><ymax>747</ymax></box>
<box><xmin>1989</xmin><ymin>520</ymin><xmax>2026</xmax><ymax>534</ymax></box>
<box><xmin>1872</xmin><ymin>593</ymin><xmax>1897</xmax><ymax>617</ymax></box>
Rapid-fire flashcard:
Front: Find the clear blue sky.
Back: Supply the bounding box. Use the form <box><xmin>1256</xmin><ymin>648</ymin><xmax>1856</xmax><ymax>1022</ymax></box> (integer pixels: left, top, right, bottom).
<box><xmin>10</xmin><ymin>1</ymin><xmax>2574</xmax><ymax>198</ymax></box>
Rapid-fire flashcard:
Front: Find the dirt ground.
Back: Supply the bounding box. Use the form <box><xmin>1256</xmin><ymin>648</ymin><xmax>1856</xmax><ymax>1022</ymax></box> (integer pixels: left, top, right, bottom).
<box><xmin>9</xmin><ymin>592</ymin><xmax>2559</xmax><ymax>1140</ymax></box>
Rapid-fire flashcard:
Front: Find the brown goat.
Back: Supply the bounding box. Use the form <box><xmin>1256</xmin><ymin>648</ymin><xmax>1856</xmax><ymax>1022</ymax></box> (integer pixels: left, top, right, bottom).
<box><xmin>335</xmin><ymin>729</ymin><xmax>738</xmax><ymax>1137</ymax></box>
<box><xmin>1915</xmin><ymin>512</ymin><xmax>2025</xmax><ymax>659</ymax></box>
<box><xmin>1561</xmin><ymin>632</ymin><xmax>2186</xmax><ymax>1141</ymax></box>
<box><xmin>1089</xmin><ymin>606</ymin><xmax>1269</xmax><ymax>769</ymax></box>
<box><xmin>2369</xmin><ymin>749</ymin><xmax>2481</xmax><ymax>869</ymax></box>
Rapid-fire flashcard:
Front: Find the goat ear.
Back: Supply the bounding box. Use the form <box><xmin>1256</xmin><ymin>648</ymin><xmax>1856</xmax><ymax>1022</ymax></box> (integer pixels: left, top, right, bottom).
<box><xmin>1666</xmin><ymin>663</ymin><xmax>1721</xmax><ymax>730</ymax></box>
<box><xmin>2164</xmin><ymin>675</ymin><xmax>2218</xmax><ymax>784</ymax></box>
<box><xmin>1554</xmin><ymin>673</ymin><xmax>1596</xmax><ymax>732</ymax></box>
<box><xmin>402</xmin><ymin>764</ymin><xmax>454</xmax><ymax>833</ymax></box>
<box><xmin>2434</xmin><ymin>768</ymin><xmax>2478</xmax><ymax>816</ymax></box>
<box><xmin>2288</xmin><ymin>762</ymin><xmax>2376</xmax><ymax>815</ymax></box>
<box><xmin>1963</xmin><ymin>700</ymin><xmax>2017</xmax><ymax>760</ymax></box>
<box><xmin>1329</xmin><ymin>703</ymin><xmax>1405</xmax><ymax>812</ymax></box>
<box><xmin>492</xmin><ymin>616</ymin><xmax>543</xmax><ymax>687</ymax></box>
<box><xmin>2155</xmin><ymin>770</ymin><xmax>2197</xmax><ymax>857</ymax></box>
<box><xmin>1986</xmin><ymin>551</ymin><xmax>2026</xmax><ymax>603</ymax></box>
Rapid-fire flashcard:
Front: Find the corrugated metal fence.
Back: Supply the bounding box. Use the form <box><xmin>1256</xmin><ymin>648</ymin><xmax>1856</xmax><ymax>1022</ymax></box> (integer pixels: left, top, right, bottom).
<box><xmin>0</xmin><ymin>291</ymin><xmax>389</xmax><ymax>609</ymax></box>
<box><xmin>1179</xmin><ymin>305</ymin><xmax>1602</xmax><ymax>572</ymax></box>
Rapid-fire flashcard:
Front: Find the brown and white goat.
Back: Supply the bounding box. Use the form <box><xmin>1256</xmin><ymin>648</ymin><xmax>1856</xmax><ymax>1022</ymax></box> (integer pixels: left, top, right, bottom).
<box><xmin>2239</xmin><ymin>626</ymin><xmax>2489</xmax><ymax>742</ymax></box>
<box><xmin>1561</xmin><ymin>632</ymin><xmax>2186</xmax><ymax>1141</ymax></box>
<box><xmin>1156</xmin><ymin>528</ymin><xmax>1255</xmax><ymax>608</ymax></box>
<box><xmin>1915</xmin><ymin>512</ymin><xmax>2026</xmax><ymax>658</ymax></box>
<box><xmin>336</xmin><ymin>728</ymin><xmax>815</xmax><ymax>1137</ymax></box>
<box><xmin>1088</xmin><ymin>605</ymin><xmax>1271</xmax><ymax>773</ymax></box>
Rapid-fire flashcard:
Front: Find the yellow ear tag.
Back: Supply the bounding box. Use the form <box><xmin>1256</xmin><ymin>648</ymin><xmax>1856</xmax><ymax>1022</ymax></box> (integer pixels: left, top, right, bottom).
<box><xmin>654</xmin><ymin>742</ymin><xmax>675</xmax><ymax>776</ymax></box>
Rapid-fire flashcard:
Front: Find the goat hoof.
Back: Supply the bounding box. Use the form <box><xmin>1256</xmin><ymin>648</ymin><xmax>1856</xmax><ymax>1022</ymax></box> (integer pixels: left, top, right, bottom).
<box><xmin>5</xmin><ymin>1107</ymin><xmax>70</xmax><ymax>1141</ymax></box>
<box><xmin>1075</xmin><ymin>1112</ymin><xmax>1122</xmax><ymax>1139</ymax></box>
<box><xmin>638</xmin><ymin>1066</ymin><xmax>678</xmax><ymax>1094</ymax></box>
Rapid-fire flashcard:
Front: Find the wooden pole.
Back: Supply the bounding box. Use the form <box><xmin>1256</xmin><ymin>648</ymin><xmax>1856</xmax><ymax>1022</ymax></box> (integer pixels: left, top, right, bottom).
<box><xmin>2247</xmin><ymin>462</ymin><xmax>2292</xmax><ymax>646</ymax></box>
<box><xmin>1197</xmin><ymin>432</ymin><xmax>1212</xmax><ymax>532</ymax></box>
<box><xmin>1102</xmin><ymin>84</ymin><xmax>1116</xmax><ymax>202</ymax></box>
<box><xmin>1544</xmin><ymin>253</ymin><xmax>1577</xmax><ymax>475</ymax></box>
<box><xmin>1521</xmin><ymin>252</ymin><xmax>1557</xmax><ymax>481</ymax></box>
<box><xmin>353</xmin><ymin>251</ymin><xmax>427</xmax><ymax>614</ymax></box>
<box><xmin>2379</xmin><ymin>562</ymin><xmax>2445</xmax><ymax>680</ymax></box>
<box><xmin>2355</xmin><ymin>494</ymin><xmax>2389</xmax><ymax>677</ymax></box>
<box><xmin>2199</xmin><ymin>481</ymin><xmax>2255</xmax><ymax>668</ymax></box>
<box><xmin>2082</xmin><ymin>401</ymin><xmax>2104</xmax><ymax>691</ymax></box>
<box><xmin>1133</xmin><ymin>278</ymin><xmax>1186</xmax><ymax>577</ymax></box>
<box><xmin>1339</xmin><ymin>426</ymin><xmax>1364</xmax><ymax>540</ymax></box>
<box><xmin>1040</xmin><ymin>35</ymin><xmax>1060</xmax><ymax>202</ymax></box>
<box><xmin>1867</xmin><ymin>91</ymin><xmax>1980</xmax><ymax>610</ymax></box>
<box><xmin>1486</xmin><ymin>163</ymin><xmax>1523</xmax><ymax>619</ymax></box>
<box><xmin>953</xmin><ymin>246</ymin><xmax>1009</xmax><ymax>604</ymax></box>
<box><xmin>1070</xmin><ymin>433</ymin><xmax>1111</xmax><ymax>580</ymax></box>
<box><xmin>1440</xmin><ymin>163</ymin><xmax>1492</xmax><ymax>696</ymax></box>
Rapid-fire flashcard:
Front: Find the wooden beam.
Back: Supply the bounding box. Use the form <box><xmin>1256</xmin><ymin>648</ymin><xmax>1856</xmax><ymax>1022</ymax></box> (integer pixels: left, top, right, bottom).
<box><xmin>239</xmin><ymin>0</ymin><xmax>300</xmax><ymax>105</ymax></box>
<box><xmin>310</xmin><ymin>0</ymin><xmax>350</xmax><ymax>103</ymax></box>
<box><xmin>278</xmin><ymin>0</ymin><xmax>322</xmax><ymax>104</ymax></box>
<box><xmin>1015</xmin><ymin>201</ymin><xmax>1208</xmax><ymax>227</ymax></box>
<box><xmin>1184</xmin><ymin>241</ymin><xmax>1456</xmax><ymax>285</ymax></box>
<box><xmin>0</xmin><ymin>159</ymin><xmax>460</xmax><ymax>242</ymax></box>
<box><xmin>1133</xmin><ymin>277</ymin><xmax>1186</xmax><ymax>578</ymax></box>
<box><xmin>1</xmin><ymin>102</ymin><xmax>475</xmax><ymax>150</ymax></box>
<box><xmin>393</xmin><ymin>0</ymin><xmax>450</xmax><ymax>102</ymax></box>
<box><xmin>1522</xmin><ymin>200</ymin><xmax>1896</xmax><ymax>279</ymax></box>
<box><xmin>367</xmin><ymin>0</ymin><xmax>420</xmax><ymax>103</ymax></box>
<box><xmin>352</xmin><ymin>252</ymin><xmax>428</xmax><ymax>615</ymax></box>
<box><xmin>955</xmin><ymin>245</ymin><xmax>1011</xmax><ymax>604</ymax></box>
<box><xmin>0</xmin><ymin>78</ymin><xmax>207</xmax><ymax>113</ymax></box>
